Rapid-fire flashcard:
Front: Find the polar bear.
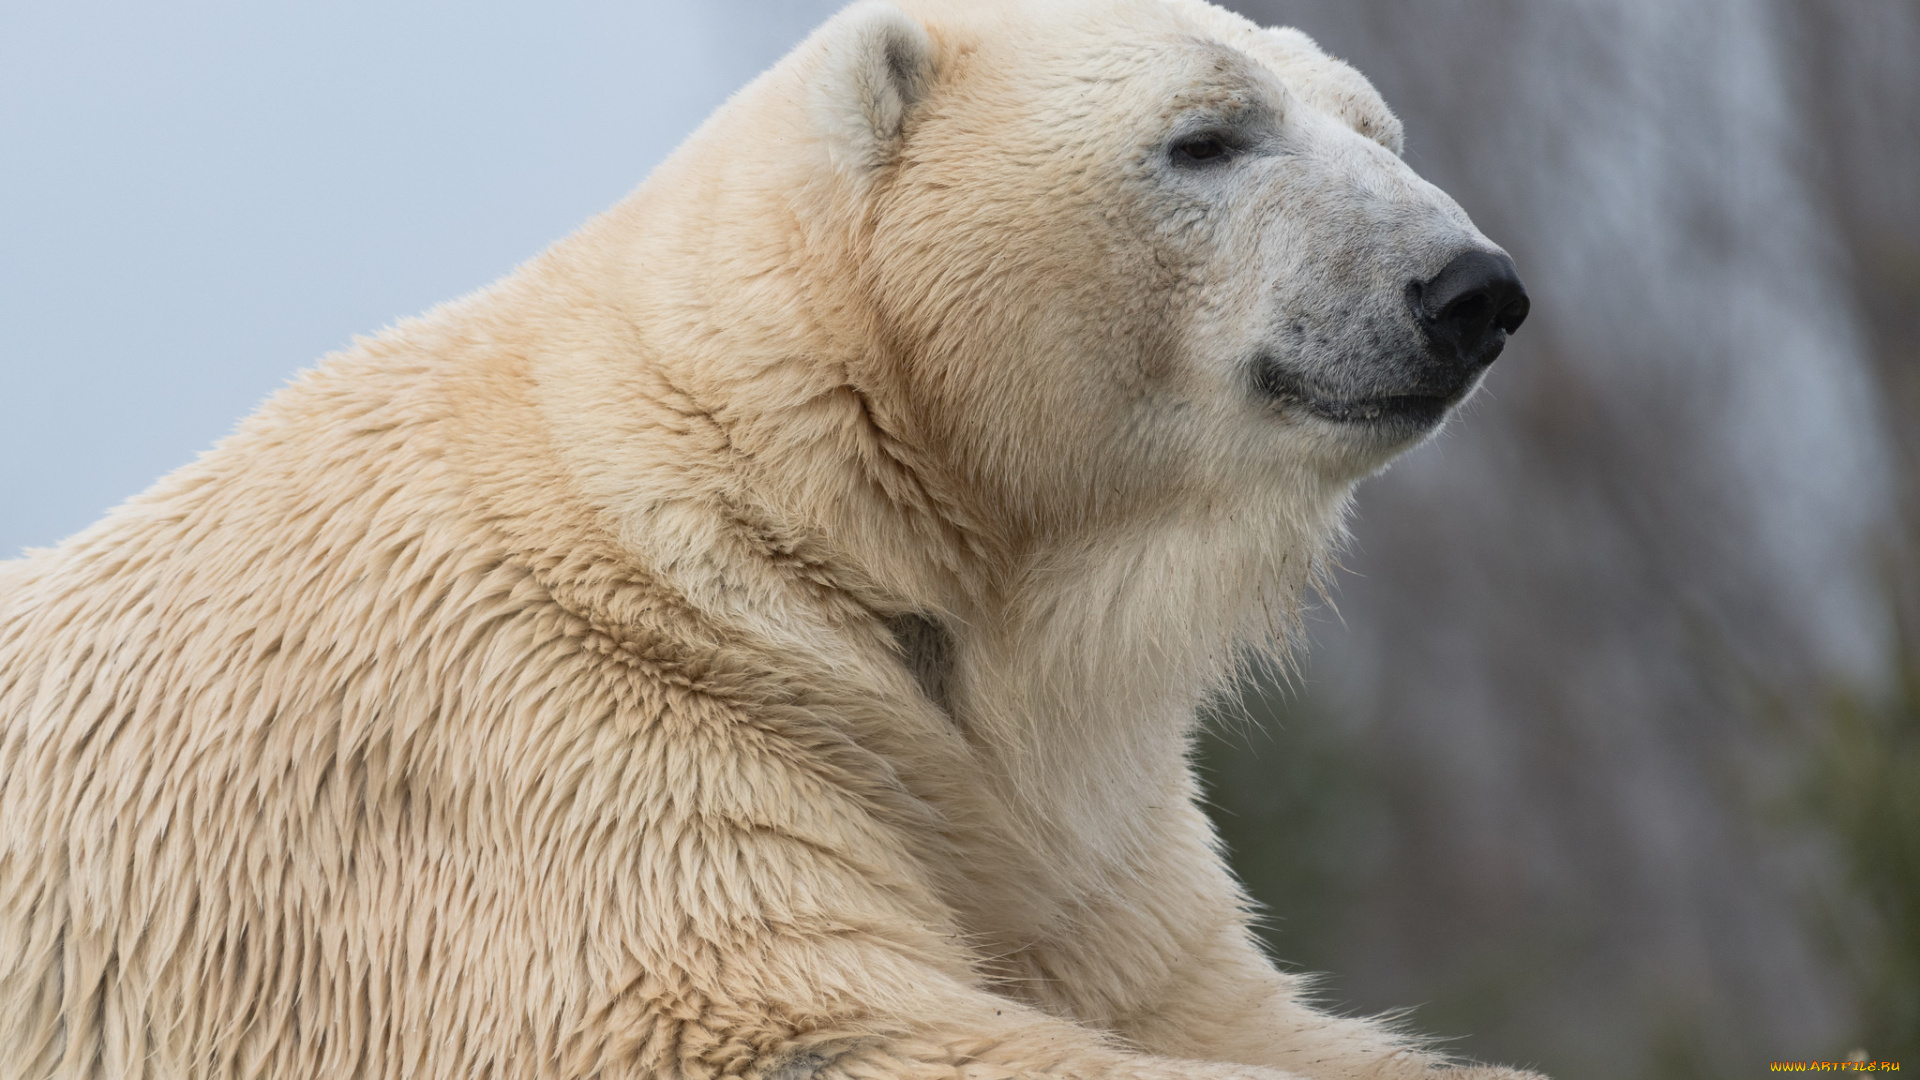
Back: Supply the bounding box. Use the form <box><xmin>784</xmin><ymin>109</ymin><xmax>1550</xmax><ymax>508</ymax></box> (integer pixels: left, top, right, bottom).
<box><xmin>0</xmin><ymin>1</ymin><xmax>1533</xmax><ymax>1078</ymax></box>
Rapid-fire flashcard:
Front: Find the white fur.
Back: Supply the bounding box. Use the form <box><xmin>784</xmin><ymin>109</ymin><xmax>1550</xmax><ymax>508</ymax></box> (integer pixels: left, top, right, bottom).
<box><xmin>0</xmin><ymin>1</ymin><xmax>1538</xmax><ymax>1077</ymax></box>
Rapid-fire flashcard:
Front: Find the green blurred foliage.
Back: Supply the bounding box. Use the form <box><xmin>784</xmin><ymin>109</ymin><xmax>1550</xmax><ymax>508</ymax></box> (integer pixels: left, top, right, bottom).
<box><xmin>1194</xmin><ymin>626</ymin><xmax>1920</xmax><ymax>1077</ymax></box>
<box><xmin>1196</xmin><ymin>670</ymin><xmax>1597</xmax><ymax>1076</ymax></box>
<box><xmin>1196</xmin><ymin>658</ymin><xmax>1882</xmax><ymax>1080</ymax></box>
<box><xmin>1196</xmin><ymin>670</ymin><xmax>1380</xmax><ymax>983</ymax></box>
<box><xmin>1808</xmin><ymin>610</ymin><xmax>1920</xmax><ymax>1061</ymax></box>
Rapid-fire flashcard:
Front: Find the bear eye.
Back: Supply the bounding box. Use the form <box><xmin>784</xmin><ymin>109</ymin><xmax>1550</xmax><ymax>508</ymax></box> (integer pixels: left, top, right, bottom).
<box><xmin>1170</xmin><ymin>133</ymin><xmax>1234</xmax><ymax>166</ymax></box>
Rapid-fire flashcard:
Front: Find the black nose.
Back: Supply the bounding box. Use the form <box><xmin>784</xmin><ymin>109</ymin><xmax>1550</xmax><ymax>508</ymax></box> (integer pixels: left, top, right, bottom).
<box><xmin>1409</xmin><ymin>249</ymin><xmax>1529</xmax><ymax>363</ymax></box>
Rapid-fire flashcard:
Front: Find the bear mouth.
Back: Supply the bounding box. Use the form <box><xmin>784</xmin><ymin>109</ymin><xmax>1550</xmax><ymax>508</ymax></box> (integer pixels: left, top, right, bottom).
<box><xmin>1255</xmin><ymin>367</ymin><xmax>1456</xmax><ymax>430</ymax></box>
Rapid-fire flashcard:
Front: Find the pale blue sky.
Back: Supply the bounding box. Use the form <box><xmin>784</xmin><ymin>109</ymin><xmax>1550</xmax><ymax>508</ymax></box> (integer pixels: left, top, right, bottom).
<box><xmin>1</xmin><ymin>0</ymin><xmax>840</xmax><ymax>556</ymax></box>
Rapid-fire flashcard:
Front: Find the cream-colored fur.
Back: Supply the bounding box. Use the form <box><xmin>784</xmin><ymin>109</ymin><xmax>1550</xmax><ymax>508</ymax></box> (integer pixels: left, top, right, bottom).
<box><xmin>0</xmin><ymin>1</ymin><xmax>1541</xmax><ymax>1077</ymax></box>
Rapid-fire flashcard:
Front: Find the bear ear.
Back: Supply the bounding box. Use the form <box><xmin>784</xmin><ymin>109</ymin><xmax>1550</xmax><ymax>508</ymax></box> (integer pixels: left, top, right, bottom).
<box><xmin>809</xmin><ymin>1</ymin><xmax>937</xmax><ymax>173</ymax></box>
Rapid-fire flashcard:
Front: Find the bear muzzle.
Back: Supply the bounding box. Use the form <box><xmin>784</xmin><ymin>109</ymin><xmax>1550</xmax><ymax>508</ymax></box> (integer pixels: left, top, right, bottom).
<box><xmin>1254</xmin><ymin>245</ymin><xmax>1528</xmax><ymax>437</ymax></box>
<box><xmin>1244</xmin><ymin>244</ymin><xmax>1528</xmax><ymax>441</ymax></box>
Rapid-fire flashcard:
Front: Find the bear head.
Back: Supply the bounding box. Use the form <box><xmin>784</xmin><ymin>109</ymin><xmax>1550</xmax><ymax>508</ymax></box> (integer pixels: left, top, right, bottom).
<box><xmin>801</xmin><ymin>0</ymin><xmax>1527</xmax><ymax>541</ymax></box>
<box><xmin>545</xmin><ymin>0</ymin><xmax>1527</xmax><ymax>694</ymax></box>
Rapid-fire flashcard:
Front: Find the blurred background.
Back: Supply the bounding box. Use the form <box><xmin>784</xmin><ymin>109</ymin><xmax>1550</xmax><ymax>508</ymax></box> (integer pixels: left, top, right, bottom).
<box><xmin>3</xmin><ymin>1</ymin><xmax>1915</xmax><ymax>1076</ymax></box>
